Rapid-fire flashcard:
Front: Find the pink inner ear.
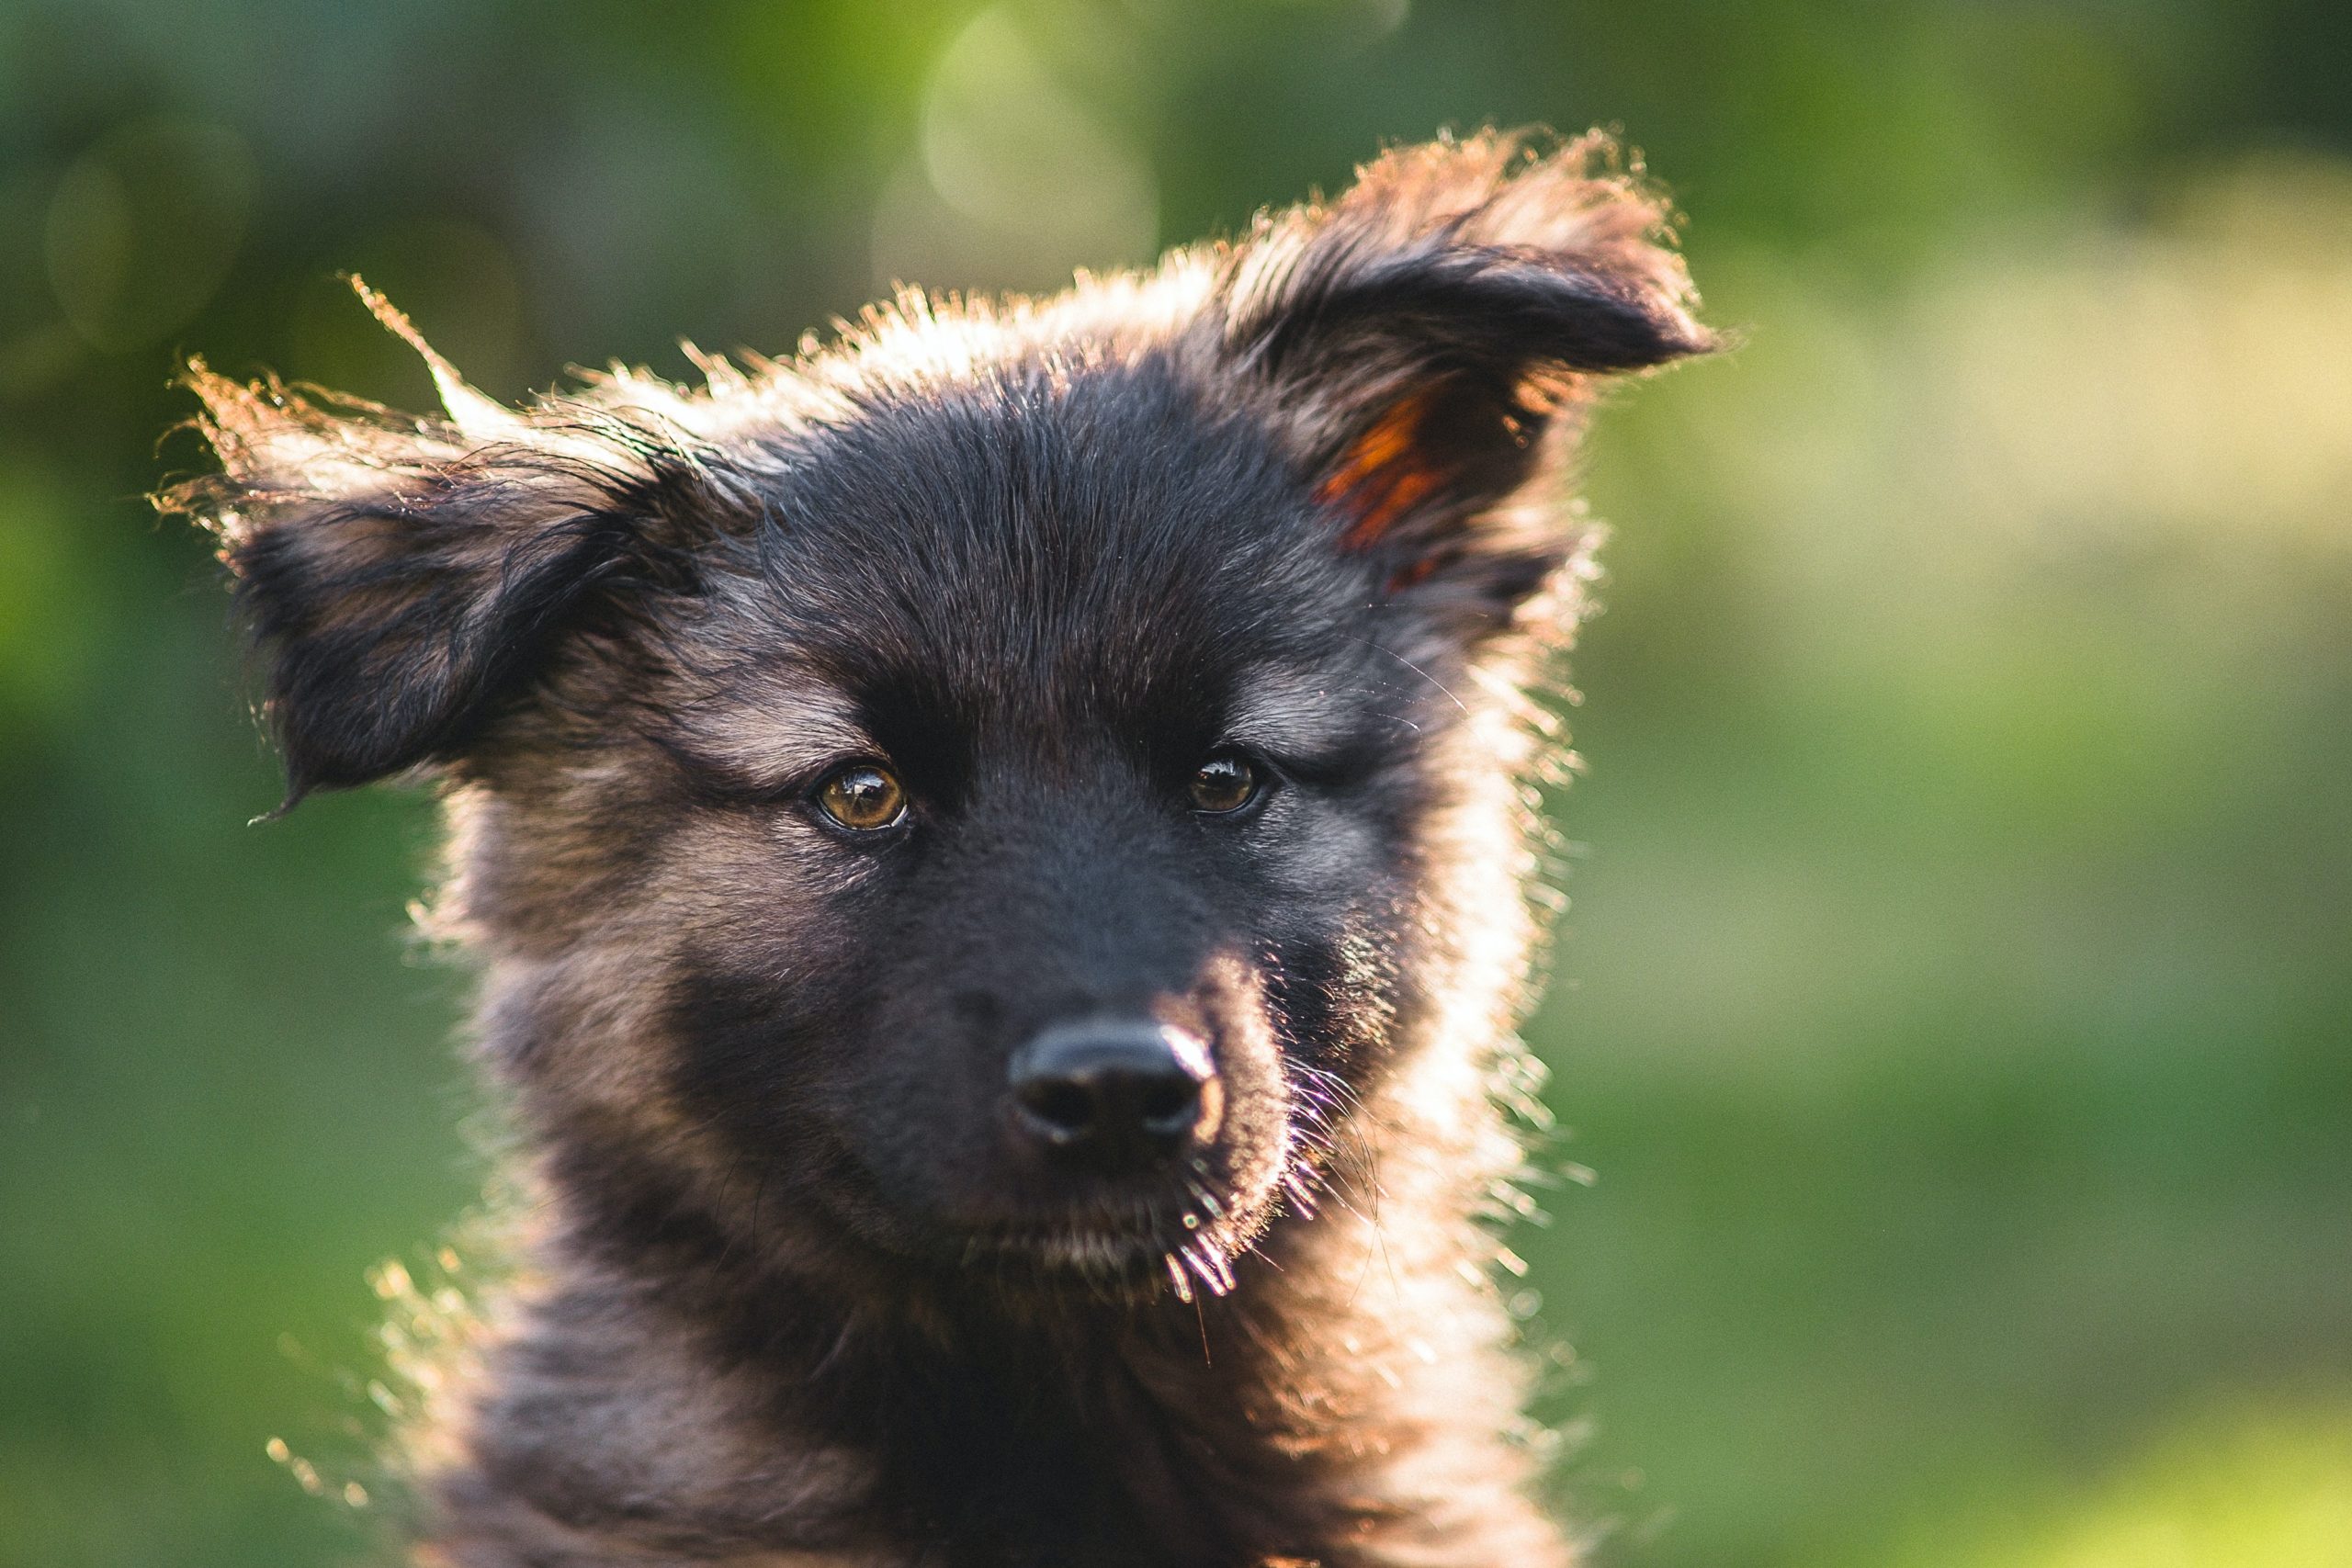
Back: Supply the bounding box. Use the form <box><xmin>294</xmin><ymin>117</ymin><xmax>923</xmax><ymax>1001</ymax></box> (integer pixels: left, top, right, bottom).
<box><xmin>1315</xmin><ymin>391</ymin><xmax>1450</xmax><ymax>551</ymax></box>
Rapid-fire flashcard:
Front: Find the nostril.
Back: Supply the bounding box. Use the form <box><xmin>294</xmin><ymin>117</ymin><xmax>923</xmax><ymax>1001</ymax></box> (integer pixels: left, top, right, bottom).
<box><xmin>1135</xmin><ymin>1075</ymin><xmax>1201</xmax><ymax>1134</ymax></box>
<box><xmin>1018</xmin><ymin>1077</ymin><xmax>1100</xmax><ymax>1141</ymax></box>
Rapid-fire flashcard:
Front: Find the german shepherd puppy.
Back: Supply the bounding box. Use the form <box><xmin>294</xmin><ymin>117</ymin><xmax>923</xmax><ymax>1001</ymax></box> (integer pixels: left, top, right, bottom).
<box><xmin>170</xmin><ymin>131</ymin><xmax>1709</xmax><ymax>1567</ymax></box>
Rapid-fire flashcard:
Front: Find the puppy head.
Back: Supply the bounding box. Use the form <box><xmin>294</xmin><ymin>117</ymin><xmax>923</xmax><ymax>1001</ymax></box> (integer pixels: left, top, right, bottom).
<box><xmin>168</xmin><ymin>132</ymin><xmax>1709</xmax><ymax>1303</ymax></box>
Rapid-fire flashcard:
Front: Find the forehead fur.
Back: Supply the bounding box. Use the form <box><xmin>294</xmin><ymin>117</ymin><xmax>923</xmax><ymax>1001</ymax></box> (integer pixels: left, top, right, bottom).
<box><xmin>653</xmin><ymin>355</ymin><xmax>1393</xmax><ymax>797</ymax></box>
<box><xmin>732</xmin><ymin>362</ymin><xmax>1355</xmax><ymax>682</ymax></box>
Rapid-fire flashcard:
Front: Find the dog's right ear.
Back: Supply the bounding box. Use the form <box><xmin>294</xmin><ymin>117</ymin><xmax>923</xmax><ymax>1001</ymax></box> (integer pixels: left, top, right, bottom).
<box><xmin>1208</xmin><ymin>130</ymin><xmax>1715</xmax><ymax>631</ymax></box>
<box><xmin>162</xmin><ymin>292</ymin><xmax>698</xmax><ymax>808</ymax></box>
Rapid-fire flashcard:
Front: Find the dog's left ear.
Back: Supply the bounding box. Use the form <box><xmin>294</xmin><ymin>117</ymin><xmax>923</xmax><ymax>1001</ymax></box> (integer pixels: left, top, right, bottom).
<box><xmin>1213</xmin><ymin>131</ymin><xmax>1715</xmax><ymax>626</ymax></box>
<box><xmin>162</xmin><ymin>287</ymin><xmax>707</xmax><ymax>808</ymax></box>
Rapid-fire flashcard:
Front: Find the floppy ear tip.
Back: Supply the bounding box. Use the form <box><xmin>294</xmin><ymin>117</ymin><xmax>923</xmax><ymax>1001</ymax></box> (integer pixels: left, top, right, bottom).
<box><xmin>248</xmin><ymin>777</ymin><xmax>312</xmax><ymax>825</ymax></box>
<box><xmin>1611</xmin><ymin>289</ymin><xmax>1724</xmax><ymax>370</ymax></box>
<box><xmin>1339</xmin><ymin>127</ymin><xmax>1672</xmax><ymax>244</ymax></box>
<box><xmin>1332</xmin><ymin>127</ymin><xmax>1720</xmax><ymax>363</ymax></box>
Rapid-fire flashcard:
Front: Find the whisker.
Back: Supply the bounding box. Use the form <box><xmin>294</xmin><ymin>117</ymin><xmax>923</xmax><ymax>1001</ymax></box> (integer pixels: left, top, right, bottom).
<box><xmin>1342</xmin><ymin>632</ymin><xmax>1470</xmax><ymax>716</ymax></box>
<box><xmin>1181</xmin><ymin>1245</ymin><xmax>1230</xmax><ymax>1298</ymax></box>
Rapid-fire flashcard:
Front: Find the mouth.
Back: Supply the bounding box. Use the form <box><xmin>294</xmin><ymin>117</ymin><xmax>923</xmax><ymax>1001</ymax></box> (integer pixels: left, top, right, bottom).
<box><xmin>954</xmin><ymin>1183</ymin><xmax>1254</xmax><ymax>1298</ymax></box>
<box><xmin>964</xmin><ymin>1224</ymin><xmax>1163</xmax><ymax>1277</ymax></box>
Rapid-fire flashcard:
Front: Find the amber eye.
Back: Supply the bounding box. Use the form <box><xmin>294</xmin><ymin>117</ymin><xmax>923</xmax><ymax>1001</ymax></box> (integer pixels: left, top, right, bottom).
<box><xmin>814</xmin><ymin>763</ymin><xmax>906</xmax><ymax>832</ymax></box>
<box><xmin>1188</xmin><ymin>751</ymin><xmax>1261</xmax><ymax>815</ymax></box>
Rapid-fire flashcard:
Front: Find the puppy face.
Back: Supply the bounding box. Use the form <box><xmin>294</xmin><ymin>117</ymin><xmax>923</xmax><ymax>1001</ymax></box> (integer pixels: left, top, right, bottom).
<box><xmin>558</xmin><ymin>368</ymin><xmax>1428</xmax><ymax>1292</ymax></box>
<box><xmin>170</xmin><ymin>132</ymin><xmax>1709</xmax><ymax>1302</ymax></box>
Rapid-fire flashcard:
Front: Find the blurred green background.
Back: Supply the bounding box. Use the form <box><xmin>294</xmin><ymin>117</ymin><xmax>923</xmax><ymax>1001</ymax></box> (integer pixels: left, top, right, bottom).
<box><xmin>3</xmin><ymin>2</ymin><xmax>2348</xmax><ymax>1565</ymax></box>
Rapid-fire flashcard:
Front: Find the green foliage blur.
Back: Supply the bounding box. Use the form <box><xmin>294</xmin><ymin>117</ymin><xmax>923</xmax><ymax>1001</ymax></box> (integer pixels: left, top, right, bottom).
<box><xmin>3</xmin><ymin>3</ymin><xmax>2347</xmax><ymax>1564</ymax></box>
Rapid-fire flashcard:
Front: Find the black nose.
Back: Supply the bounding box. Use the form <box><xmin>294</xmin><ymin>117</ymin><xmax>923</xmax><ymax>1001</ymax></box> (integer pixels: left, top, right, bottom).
<box><xmin>1008</xmin><ymin>1021</ymin><xmax>1218</xmax><ymax>1171</ymax></box>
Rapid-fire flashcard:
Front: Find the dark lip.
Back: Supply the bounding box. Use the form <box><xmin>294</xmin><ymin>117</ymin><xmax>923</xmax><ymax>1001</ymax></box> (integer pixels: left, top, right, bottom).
<box><xmin>813</xmin><ymin>1122</ymin><xmax>1238</xmax><ymax>1280</ymax></box>
<box><xmin>959</xmin><ymin>1213</ymin><xmax>1166</xmax><ymax>1261</ymax></box>
<box><xmin>949</xmin><ymin>1197</ymin><xmax>1225</xmax><ymax>1280</ymax></box>
<box><xmin>947</xmin><ymin>1226</ymin><xmax>1171</xmax><ymax>1292</ymax></box>
<box><xmin>951</xmin><ymin>1192</ymin><xmax>1264</xmax><ymax>1304</ymax></box>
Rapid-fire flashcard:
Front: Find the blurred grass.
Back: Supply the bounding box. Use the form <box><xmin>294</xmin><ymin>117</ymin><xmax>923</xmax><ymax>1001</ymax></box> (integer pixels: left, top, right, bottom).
<box><xmin>3</xmin><ymin>3</ymin><xmax>2348</xmax><ymax>1565</ymax></box>
<box><xmin>1882</xmin><ymin>1404</ymin><xmax>2352</xmax><ymax>1568</ymax></box>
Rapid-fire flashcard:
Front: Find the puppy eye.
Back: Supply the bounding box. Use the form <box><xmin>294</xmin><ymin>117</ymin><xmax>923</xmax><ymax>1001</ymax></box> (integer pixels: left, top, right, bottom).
<box><xmin>813</xmin><ymin>763</ymin><xmax>907</xmax><ymax>832</ymax></box>
<box><xmin>1188</xmin><ymin>751</ymin><xmax>1262</xmax><ymax>815</ymax></box>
